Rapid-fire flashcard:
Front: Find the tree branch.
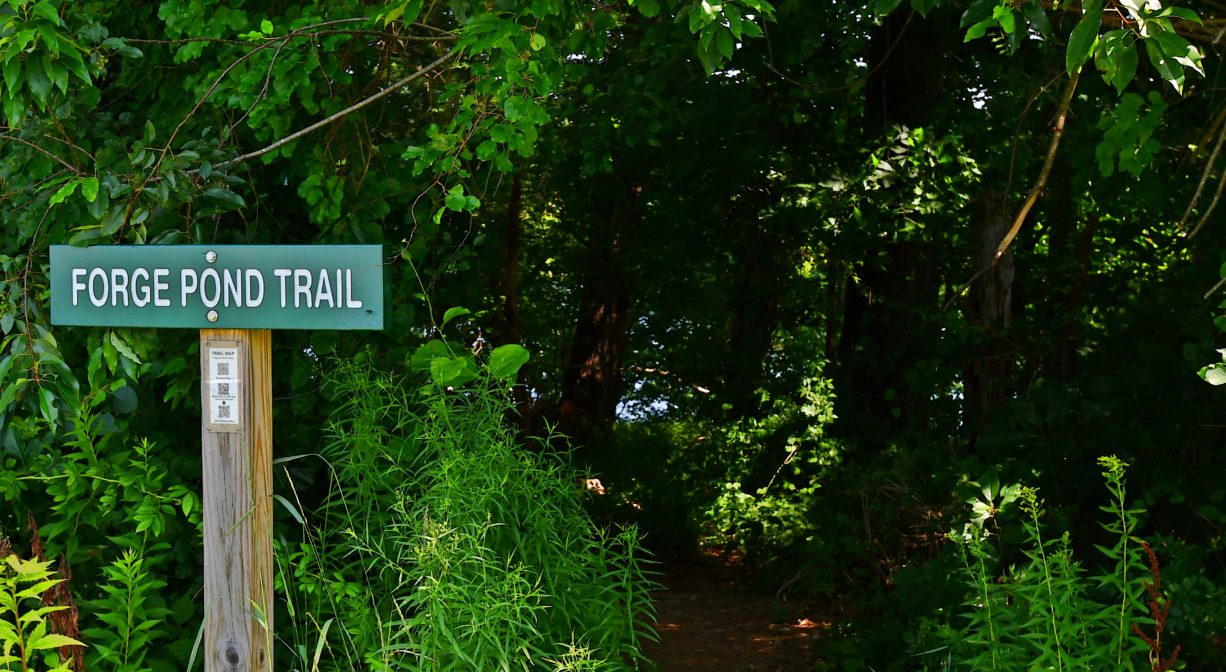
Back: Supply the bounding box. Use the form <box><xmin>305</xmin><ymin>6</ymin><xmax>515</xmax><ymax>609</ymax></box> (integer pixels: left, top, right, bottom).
<box><xmin>995</xmin><ymin>68</ymin><xmax>1080</xmax><ymax>262</ymax></box>
<box><xmin>1178</xmin><ymin>105</ymin><xmax>1226</xmax><ymax>232</ymax></box>
<box><xmin>211</xmin><ymin>49</ymin><xmax>457</xmax><ymax>172</ymax></box>
<box><xmin>0</xmin><ymin>134</ymin><xmax>81</xmax><ymax>175</ymax></box>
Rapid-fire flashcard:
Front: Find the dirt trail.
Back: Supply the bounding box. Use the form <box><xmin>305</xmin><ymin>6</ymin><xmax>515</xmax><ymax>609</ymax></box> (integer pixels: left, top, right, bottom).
<box><xmin>642</xmin><ymin>558</ymin><xmax>822</xmax><ymax>671</ymax></box>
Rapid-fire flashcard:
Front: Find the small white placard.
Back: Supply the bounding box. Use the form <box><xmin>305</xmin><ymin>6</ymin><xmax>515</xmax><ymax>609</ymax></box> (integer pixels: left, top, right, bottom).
<box><xmin>206</xmin><ymin>343</ymin><xmax>241</xmax><ymax>432</ymax></box>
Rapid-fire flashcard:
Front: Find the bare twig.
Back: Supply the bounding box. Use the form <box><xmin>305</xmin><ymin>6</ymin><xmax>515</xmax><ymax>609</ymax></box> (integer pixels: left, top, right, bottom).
<box><xmin>995</xmin><ymin>68</ymin><xmax>1080</xmax><ymax>262</ymax></box>
<box><xmin>1179</xmin><ymin>105</ymin><xmax>1226</xmax><ymax>233</ymax></box>
<box><xmin>210</xmin><ymin>49</ymin><xmax>457</xmax><ymax>172</ymax></box>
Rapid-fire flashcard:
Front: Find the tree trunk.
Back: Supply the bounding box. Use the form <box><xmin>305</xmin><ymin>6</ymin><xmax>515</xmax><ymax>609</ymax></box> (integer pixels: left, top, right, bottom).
<box><xmin>963</xmin><ymin>192</ymin><xmax>1015</xmax><ymax>433</ymax></box>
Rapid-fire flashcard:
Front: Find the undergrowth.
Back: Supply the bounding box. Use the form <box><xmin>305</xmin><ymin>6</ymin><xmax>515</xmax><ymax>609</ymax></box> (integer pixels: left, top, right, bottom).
<box><xmin>278</xmin><ymin>353</ymin><xmax>657</xmax><ymax>671</ymax></box>
<box><xmin>917</xmin><ymin>456</ymin><xmax>1179</xmax><ymax>671</ymax></box>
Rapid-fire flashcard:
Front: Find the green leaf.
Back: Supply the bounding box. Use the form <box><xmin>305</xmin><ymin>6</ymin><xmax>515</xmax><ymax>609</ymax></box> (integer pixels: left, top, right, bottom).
<box><xmin>1022</xmin><ymin>3</ymin><xmax>1051</xmax><ymax>37</ymax></box>
<box><xmin>1199</xmin><ymin>362</ymin><xmax>1226</xmax><ymax>385</ymax></box>
<box><xmin>1145</xmin><ymin>38</ymin><xmax>1184</xmax><ymax>93</ymax></box>
<box><xmin>444</xmin><ymin>185</ymin><xmax>467</xmax><ymax>212</ymax></box>
<box><xmin>30</xmin><ymin>633</ymin><xmax>84</xmax><ymax>651</ymax></box>
<box><xmin>635</xmin><ymin>0</ymin><xmax>661</xmax><ymax>17</ymax></box>
<box><xmin>203</xmin><ymin>187</ymin><xmax>246</xmax><ymax>211</ymax></box>
<box><xmin>410</xmin><ymin>340</ymin><xmax>452</xmax><ymax>372</ymax></box>
<box><xmin>1153</xmin><ymin>6</ymin><xmax>1201</xmax><ymax>24</ymax></box>
<box><xmin>110</xmin><ymin>332</ymin><xmax>142</xmax><ymax>364</ymax></box>
<box><xmin>489</xmin><ymin>344</ymin><xmax>530</xmax><ymax>380</ymax></box>
<box><xmin>49</xmin><ymin>179</ymin><xmax>78</xmax><ymax>205</ymax></box>
<box><xmin>1066</xmin><ymin>0</ymin><xmax>1103</xmax><ymax>75</ymax></box>
<box><xmin>273</xmin><ymin>494</ymin><xmax>304</xmax><ymax>524</ymax></box>
<box><xmin>260</xmin><ymin>19</ymin><xmax>274</xmax><ymax>35</ymax></box>
<box><xmin>39</xmin><ymin>386</ymin><xmax>58</xmax><ymax>425</ymax></box>
<box><xmin>871</xmin><ymin>0</ymin><xmax>905</xmax><ymax>14</ymax></box>
<box><xmin>529</xmin><ymin>32</ymin><xmax>545</xmax><ymax>51</ymax></box>
<box><xmin>430</xmin><ymin>355</ymin><xmax>478</xmax><ymax>388</ymax></box>
<box><xmin>80</xmin><ymin>176</ymin><xmax>99</xmax><ymax>203</ymax></box>
<box><xmin>715</xmin><ymin>29</ymin><xmax>734</xmax><ymax>60</ymax></box>
<box><xmin>442</xmin><ymin>306</ymin><xmax>471</xmax><ymax>328</ymax></box>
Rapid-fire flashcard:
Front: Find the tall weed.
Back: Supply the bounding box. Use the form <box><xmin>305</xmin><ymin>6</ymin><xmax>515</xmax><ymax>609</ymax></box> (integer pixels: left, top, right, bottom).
<box><xmin>936</xmin><ymin>457</ymin><xmax>1163</xmax><ymax>670</ymax></box>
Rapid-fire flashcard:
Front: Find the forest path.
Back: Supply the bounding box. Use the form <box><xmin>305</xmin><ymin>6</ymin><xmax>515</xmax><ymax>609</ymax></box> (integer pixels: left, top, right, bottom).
<box><xmin>642</xmin><ymin>556</ymin><xmax>823</xmax><ymax>671</ymax></box>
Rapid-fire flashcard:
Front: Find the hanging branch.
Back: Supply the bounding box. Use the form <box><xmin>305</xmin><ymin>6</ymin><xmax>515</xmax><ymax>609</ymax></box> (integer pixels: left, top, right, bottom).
<box><xmin>210</xmin><ymin>48</ymin><xmax>457</xmax><ymax>172</ymax></box>
<box><xmin>994</xmin><ymin>68</ymin><xmax>1081</xmax><ymax>263</ymax></box>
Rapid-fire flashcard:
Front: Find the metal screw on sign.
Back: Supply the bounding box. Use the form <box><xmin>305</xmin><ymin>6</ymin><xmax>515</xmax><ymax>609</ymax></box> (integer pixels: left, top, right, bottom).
<box><xmin>207</xmin><ymin>310</ymin><xmax>219</xmax><ymax>323</ymax></box>
<box><xmin>205</xmin><ymin>250</ymin><xmax>218</xmax><ymax>263</ymax></box>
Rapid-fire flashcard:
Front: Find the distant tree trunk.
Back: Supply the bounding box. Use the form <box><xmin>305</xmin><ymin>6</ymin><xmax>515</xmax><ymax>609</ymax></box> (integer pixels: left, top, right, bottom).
<box><xmin>504</xmin><ymin>174</ymin><xmax>523</xmax><ymax>344</ymax></box>
<box><xmin>502</xmin><ymin>173</ymin><xmax>534</xmax><ymax>431</ymax></box>
<box><xmin>725</xmin><ymin>225</ymin><xmax>780</xmax><ymax>418</ymax></box>
<box><xmin>557</xmin><ymin>187</ymin><xmax>639</xmax><ymax>447</ymax></box>
<box><xmin>963</xmin><ymin>192</ymin><xmax>1015</xmax><ymax>433</ymax></box>
<box><xmin>1059</xmin><ymin>215</ymin><xmax>1097</xmax><ymax>378</ymax></box>
<box><xmin>831</xmin><ymin>11</ymin><xmax>953</xmax><ymax>439</ymax></box>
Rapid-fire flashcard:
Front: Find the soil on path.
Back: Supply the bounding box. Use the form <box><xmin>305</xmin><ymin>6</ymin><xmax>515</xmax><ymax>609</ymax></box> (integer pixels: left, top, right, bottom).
<box><xmin>642</xmin><ymin>557</ymin><xmax>824</xmax><ymax>671</ymax></box>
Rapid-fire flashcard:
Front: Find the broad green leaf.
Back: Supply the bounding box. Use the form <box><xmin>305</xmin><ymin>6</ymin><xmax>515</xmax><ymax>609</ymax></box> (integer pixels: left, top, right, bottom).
<box><xmin>530</xmin><ymin>33</ymin><xmax>545</xmax><ymax>51</ymax></box>
<box><xmin>444</xmin><ymin>185</ymin><xmax>467</xmax><ymax>212</ymax></box>
<box><xmin>442</xmin><ymin>306</ymin><xmax>471</xmax><ymax>328</ymax></box>
<box><xmin>410</xmin><ymin>339</ymin><xmax>452</xmax><ymax>372</ymax></box>
<box><xmin>260</xmin><ymin>19</ymin><xmax>274</xmax><ymax>34</ymax></box>
<box><xmin>430</xmin><ymin>355</ymin><xmax>478</xmax><ymax>388</ymax></box>
<box><xmin>635</xmin><ymin>0</ymin><xmax>661</xmax><ymax>17</ymax></box>
<box><xmin>80</xmin><ymin>176</ymin><xmax>99</xmax><ymax>202</ymax></box>
<box><xmin>489</xmin><ymin>343</ymin><xmax>530</xmax><ymax>380</ymax></box>
<box><xmin>1067</xmin><ymin>0</ymin><xmax>1103</xmax><ymax>75</ymax></box>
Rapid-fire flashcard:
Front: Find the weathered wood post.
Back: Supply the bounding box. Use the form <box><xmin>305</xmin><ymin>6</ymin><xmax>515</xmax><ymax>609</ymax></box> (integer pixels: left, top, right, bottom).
<box><xmin>50</xmin><ymin>244</ymin><xmax>383</xmax><ymax>672</ymax></box>
<box><xmin>200</xmin><ymin>329</ymin><xmax>273</xmax><ymax>672</ymax></box>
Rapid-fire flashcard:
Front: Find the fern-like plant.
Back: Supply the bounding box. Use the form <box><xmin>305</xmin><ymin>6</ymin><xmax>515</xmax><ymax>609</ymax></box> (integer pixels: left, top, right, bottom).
<box><xmin>81</xmin><ymin>549</ymin><xmax>170</xmax><ymax>672</ymax></box>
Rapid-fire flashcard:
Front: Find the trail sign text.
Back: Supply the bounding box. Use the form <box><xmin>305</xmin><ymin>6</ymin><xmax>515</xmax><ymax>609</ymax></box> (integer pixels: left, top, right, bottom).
<box><xmin>51</xmin><ymin>245</ymin><xmax>383</xmax><ymax>330</ymax></box>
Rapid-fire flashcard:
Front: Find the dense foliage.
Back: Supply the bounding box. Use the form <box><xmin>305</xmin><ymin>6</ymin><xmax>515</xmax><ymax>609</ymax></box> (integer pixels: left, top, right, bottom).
<box><xmin>4</xmin><ymin>0</ymin><xmax>1226</xmax><ymax>669</ymax></box>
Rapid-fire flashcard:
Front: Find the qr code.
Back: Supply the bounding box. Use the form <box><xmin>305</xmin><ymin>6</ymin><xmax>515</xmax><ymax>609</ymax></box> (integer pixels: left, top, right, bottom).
<box><xmin>218</xmin><ymin>404</ymin><xmax>231</xmax><ymax>419</ymax></box>
<box><xmin>217</xmin><ymin>383</ymin><xmax>231</xmax><ymax>396</ymax></box>
<box><xmin>217</xmin><ymin>362</ymin><xmax>230</xmax><ymax>376</ymax></box>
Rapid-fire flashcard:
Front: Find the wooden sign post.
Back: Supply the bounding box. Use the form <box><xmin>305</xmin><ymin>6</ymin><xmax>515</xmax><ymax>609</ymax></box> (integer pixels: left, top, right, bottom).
<box><xmin>50</xmin><ymin>245</ymin><xmax>383</xmax><ymax>672</ymax></box>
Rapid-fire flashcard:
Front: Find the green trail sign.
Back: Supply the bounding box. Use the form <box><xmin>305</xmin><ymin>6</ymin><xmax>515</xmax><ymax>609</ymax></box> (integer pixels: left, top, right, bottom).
<box><xmin>50</xmin><ymin>245</ymin><xmax>384</xmax><ymax>330</ymax></box>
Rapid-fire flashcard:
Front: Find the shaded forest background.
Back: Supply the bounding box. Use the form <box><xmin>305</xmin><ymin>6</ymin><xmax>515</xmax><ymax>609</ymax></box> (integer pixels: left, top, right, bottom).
<box><xmin>4</xmin><ymin>0</ymin><xmax>1226</xmax><ymax>669</ymax></box>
